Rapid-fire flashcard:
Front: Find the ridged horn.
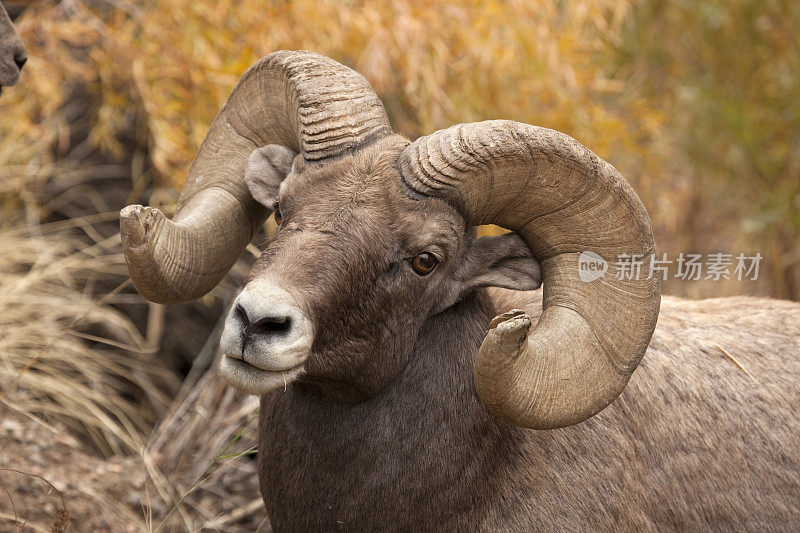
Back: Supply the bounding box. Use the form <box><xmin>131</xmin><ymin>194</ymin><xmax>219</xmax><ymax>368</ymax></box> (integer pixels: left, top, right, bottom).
<box><xmin>398</xmin><ymin>120</ymin><xmax>660</xmax><ymax>429</ymax></box>
<box><xmin>121</xmin><ymin>50</ymin><xmax>392</xmax><ymax>304</ymax></box>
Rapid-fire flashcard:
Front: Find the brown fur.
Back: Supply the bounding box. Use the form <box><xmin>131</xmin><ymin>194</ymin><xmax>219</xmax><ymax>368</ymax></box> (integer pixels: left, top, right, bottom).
<box><xmin>0</xmin><ymin>1</ymin><xmax>26</xmax><ymax>91</ymax></box>
<box><xmin>243</xmin><ymin>138</ymin><xmax>800</xmax><ymax>530</ymax></box>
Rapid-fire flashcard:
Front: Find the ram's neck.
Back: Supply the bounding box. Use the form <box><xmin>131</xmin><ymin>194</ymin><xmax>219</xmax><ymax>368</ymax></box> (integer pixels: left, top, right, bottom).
<box><xmin>258</xmin><ymin>289</ymin><xmax>515</xmax><ymax>529</ymax></box>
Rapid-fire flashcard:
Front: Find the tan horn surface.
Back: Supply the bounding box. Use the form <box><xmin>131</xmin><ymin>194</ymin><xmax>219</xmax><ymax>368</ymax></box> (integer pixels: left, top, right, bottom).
<box><xmin>398</xmin><ymin>120</ymin><xmax>660</xmax><ymax>429</ymax></box>
<box><xmin>121</xmin><ymin>51</ymin><xmax>392</xmax><ymax>303</ymax></box>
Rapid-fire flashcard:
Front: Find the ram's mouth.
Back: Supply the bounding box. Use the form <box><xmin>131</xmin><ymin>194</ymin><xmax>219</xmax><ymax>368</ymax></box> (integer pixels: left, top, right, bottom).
<box><xmin>219</xmin><ymin>353</ymin><xmax>305</xmax><ymax>395</ymax></box>
<box><xmin>224</xmin><ymin>353</ymin><xmax>305</xmax><ymax>373</ymax></box>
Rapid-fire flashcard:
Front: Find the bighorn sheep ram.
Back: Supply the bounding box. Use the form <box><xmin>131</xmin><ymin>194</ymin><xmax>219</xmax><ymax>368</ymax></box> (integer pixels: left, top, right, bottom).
<box><xmin>0</xmin><ymin>1</ymin><xmax>26</xmax><ymax>94</ymax></box>
<box><xmin>121</xmin><ymin>51</ymin><xmax>800</xmax><ymax>530</ymax></box>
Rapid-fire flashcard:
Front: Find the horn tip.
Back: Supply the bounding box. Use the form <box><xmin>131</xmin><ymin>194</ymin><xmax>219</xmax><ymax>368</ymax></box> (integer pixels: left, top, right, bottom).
<box><xmin>120</xmin><ymin>204</ymin><xmax>164</xmax><ymax>248</ymax></box>
<box><xmin>485</xmin><ymin>309</ymin><xmax>531</xmax><ymax>353</ymax></box>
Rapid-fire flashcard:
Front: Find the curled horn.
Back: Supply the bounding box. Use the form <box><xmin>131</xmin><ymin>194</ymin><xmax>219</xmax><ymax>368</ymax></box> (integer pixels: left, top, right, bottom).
<box><xmin>121</xmin><ymin>50</ymin><xmax>392</xmax><ymax>304</ymax></box>
<box><xmin>398</xmin><ymin>120</ymin><xmax>660</xmax><ymax>429</ymax></box>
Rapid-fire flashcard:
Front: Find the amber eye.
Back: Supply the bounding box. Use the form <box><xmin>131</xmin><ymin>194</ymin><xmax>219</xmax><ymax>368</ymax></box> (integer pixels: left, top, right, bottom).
<box><xmin>273</xmin><ymin>207</ymin><xmax>283</xmax><ymax>226</ymax></box>
<box><xmin>410</xmin><ymin>252</ymin><xmax>438</xmax><ymax>276</ymax></box>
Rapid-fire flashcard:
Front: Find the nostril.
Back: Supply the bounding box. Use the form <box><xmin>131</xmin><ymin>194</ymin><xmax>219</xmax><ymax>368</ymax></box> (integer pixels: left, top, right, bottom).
<box><xmin>235</xmin><ymin>302</ymin><xmax>293</xmax><ymax>340</ymax></box>
<box><xmin>246</xmin><ymin>316</ymin><xmax>292</xmax><ymax>338</ymax></box>
<box><xmin>14</xmin><ymin>54</ymin><xmax>27</xmax><ymax>70</ymax></box>
<box><xmin>235</xmin><ymin>303</ymin><xmax>250</xmax><ymax>325</ymax></box>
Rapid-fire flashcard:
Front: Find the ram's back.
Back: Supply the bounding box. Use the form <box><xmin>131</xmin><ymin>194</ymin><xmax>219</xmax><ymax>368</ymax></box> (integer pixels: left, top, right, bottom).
<box><xmin>486</xmin><ymin>290</ymin><xmax>800</xmax><ymax>530</ymax></box>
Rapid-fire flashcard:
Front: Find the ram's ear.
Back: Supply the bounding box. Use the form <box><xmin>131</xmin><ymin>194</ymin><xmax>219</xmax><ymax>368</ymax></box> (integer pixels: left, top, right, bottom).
<box><xmin>244</xmin><ymin>145</ymin><xmax>297</xmax><ymax>209</ymax></box>
<box><xmin>457</xmin><ymin>232</ymin><xmax>542</xmax><ymax>294</ymax></box>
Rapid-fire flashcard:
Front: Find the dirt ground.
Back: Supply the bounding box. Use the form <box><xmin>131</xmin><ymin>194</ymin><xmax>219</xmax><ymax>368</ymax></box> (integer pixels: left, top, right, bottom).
<box><xmin>1</xmin><ymin>405</ymin><xmax>144</xmax><ymax>531</ymax></box>
<box><xmin>0</xmin><ymin>403</ymin><xmax>267</xmax><ymax>532</ymax></box>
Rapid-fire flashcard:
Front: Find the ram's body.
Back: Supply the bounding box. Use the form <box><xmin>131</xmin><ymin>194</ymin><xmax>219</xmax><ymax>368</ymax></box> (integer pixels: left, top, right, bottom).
<box><xmin>0</xmin><ymin>1</ymin><xmax>26</xmax><ymax>91</ymax></box>
<box><xmin>259</xmin><ymin>290</ymin><xmax>800</xmax><ymax>530</ymax></box>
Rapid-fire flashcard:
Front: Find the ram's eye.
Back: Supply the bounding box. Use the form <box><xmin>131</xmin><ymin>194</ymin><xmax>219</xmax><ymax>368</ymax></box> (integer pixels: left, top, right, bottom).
<box><xmin>410</xmin><ymin>252</ymin><xmax>438</xmax><ymax>276</ymax></box>
<box><xmin>273</xmin><ymin>207</ymin><xmax>283</xmax><ymax>226</ymax></box>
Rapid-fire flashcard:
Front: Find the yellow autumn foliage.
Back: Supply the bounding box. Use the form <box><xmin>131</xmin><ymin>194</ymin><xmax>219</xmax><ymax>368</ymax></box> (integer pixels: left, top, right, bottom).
<box><xmin>1</xmin><ymin>0</ymin><xmax>798</xmax><ymax>298</ymax></box>
<box><xmin>1</xmin><ymin>0</ymin><xmax>659</xmax><ymax>183</ymax></box>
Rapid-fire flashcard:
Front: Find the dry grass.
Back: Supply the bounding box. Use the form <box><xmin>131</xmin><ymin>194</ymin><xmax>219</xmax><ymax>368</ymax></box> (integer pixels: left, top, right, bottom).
<box><xmin>0</xmin><ymin>211</ymin><xmax>176</xmax><ymax>456</ymax></box>
<box><xmin>713</xmin><ymin>343</ymin><xmax>757</xmax><ymax>383</ymax></box>
<box><xmin>0</xmin><ymin>210</ymin><xmax>266</xmax><ymax>530</ymax></box>
<box><xmin>142</xmin><ymin>368</ymin><xmax>265</xmax><ymax>531</ymax></box>
<box><xmin>0</xmin><ymin>148</ymin><xmax>263</xmax><ymax>529</ymax></box>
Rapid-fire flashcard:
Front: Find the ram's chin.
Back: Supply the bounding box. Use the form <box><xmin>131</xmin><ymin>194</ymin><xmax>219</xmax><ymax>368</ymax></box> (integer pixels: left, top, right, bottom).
<box><xmin>219</xmin><ymin>355</ymin><xmax>304</xmax><ymax>395</ymax></box>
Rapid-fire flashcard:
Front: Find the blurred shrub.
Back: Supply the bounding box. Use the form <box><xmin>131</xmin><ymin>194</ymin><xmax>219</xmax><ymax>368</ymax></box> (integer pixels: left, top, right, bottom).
<box><xmin>3</xmin><ymin>1</ymin><xmax>656</xmax><ymax>182</ymax></box>
<box><xmin>1</xmin><ymin>0</ymin><xmax>797</xmax><ymax>298</ymax></box>
<box><xmin>616</xmin><ymin>0</ymin><xmax>800</xmax><ymax>298</ymax></box>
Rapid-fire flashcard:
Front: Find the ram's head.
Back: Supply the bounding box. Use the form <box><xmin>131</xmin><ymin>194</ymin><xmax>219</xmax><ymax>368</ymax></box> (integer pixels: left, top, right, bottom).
<box><xmin>0</xmin><ymin>2</ymin><xmax>26</xmax><ymax>93</ymax></box>
<box><xmin>121</xmin><ymin>51</ymin><xmax>660</xmax><ymax>429</ymax></box>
